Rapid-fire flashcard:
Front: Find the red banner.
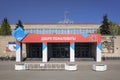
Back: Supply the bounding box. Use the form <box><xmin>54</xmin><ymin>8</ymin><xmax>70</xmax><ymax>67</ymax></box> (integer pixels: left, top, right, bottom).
<box><xmin>22</xmin><ymin>34</ymin><xmax>101</xmax><ymax>45</ymax></box>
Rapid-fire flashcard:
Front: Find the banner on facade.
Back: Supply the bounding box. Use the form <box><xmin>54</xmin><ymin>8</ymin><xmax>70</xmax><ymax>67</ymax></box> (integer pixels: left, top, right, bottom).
<box><xmin>6</xmin><ymin>42</ymin><xmax>16</xmax><ymax>52</ymax></box>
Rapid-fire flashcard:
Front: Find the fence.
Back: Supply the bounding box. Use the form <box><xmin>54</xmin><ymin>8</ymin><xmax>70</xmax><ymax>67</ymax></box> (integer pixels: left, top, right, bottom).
<box><xmin>24</xmin><ymin>63</ymin><xmax>65</xmax><ymax>70</ymax></box>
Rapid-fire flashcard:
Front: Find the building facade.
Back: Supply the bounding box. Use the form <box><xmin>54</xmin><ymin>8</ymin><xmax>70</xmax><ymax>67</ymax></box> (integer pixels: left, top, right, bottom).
<box><xmin>0</xmin><ymin>24</ymin><xmax>120</xmax><ymax>62</ymax></box>
<box><xmin>11</xmin><ymin>24</ymin><xmax>102</xmax><ymax>62</ymax></box>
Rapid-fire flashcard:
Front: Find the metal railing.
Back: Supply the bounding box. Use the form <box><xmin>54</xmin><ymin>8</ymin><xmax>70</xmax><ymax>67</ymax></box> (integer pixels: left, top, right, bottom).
<box><xmin>24</xmin><ymin>63</ymin><xmax>65</xmax><ymax>70</ymax></box>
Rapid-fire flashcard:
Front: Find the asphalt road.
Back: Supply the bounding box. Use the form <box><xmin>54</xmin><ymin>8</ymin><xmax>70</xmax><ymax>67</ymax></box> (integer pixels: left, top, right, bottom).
<box><xmin>0</xmin><ymin>61</ymin><xmax>120</xmax><ymax>80</ymax></box>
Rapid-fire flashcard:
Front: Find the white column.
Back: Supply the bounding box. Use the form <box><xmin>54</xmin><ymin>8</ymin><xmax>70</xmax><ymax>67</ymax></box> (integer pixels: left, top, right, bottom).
<box><xmin>96</xmin><ymin>43</ymin><xmax>102</xmax><ymax>62</ymax></box>
<box><xmin>70</xmin><ymin>43</ymin><xmax>75</xmax><ymax>62</ymax></box>
<box><xmin>42</xmin><ymin>43</ymin><xmax>48</xmax><ymax>62</ymax></box>
<box><xmin>16</xmin><ymin>42</ymin><xmax>22</xmax><ymax>62</ymax></box>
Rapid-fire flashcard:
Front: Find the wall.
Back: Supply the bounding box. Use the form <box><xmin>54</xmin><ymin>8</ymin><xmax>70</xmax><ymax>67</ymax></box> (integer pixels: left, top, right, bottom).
<box><xmin>10</xmin><ymin>24</ymin><xmax>100</xmax><ymax>30</ymax></box>
<box><xmin>0</xmin><ymin>36</ymin><xmax>16</xmax><ymax>57</ymax></box>
<box><xmin>101</xmin><ymin>36</ymin><xmax>120</xmax><ymax>58</ymax></box>
<box><xmin>0</xmin><ymin>36</ymin><xmax>27</xmax><ymax>59</ymax></box>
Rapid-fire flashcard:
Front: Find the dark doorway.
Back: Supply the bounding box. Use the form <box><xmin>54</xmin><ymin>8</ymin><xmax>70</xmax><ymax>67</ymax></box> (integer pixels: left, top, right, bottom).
<box><xmin>75</xmin><ymin>42</ymin><xmax>96</xmax><ymax>60</ymax></box>
<box><xmin>48</xmin><ymin>43</ymin><xmax>70</xmax><ymax>61</ymax></box>
<box><xmin>26</xmin><ymin>43</ymin><xmax>42</xmax><ymax>58</ymax></box>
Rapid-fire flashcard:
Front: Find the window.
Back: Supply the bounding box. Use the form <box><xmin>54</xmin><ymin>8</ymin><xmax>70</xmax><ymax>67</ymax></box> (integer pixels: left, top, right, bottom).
<box><xmin>44</xmin><ymin>29</ymin><xmax>49</xmax><ymax>34</ymax></box>
<box><xmin>93</xmin><ymin>29</ymin><xmax>98</xmax><ymax>33</ymax></box>
<box><xmin>57</xmin><ymin>29</ymin><xmax>62</xmax><ymax>34</ymax></box>
<box><xmin>75</xmin><ymin>29</ymin><xmax>80</xmax><ymax>34</ymax></box>
<box><xmin>32</xmin><ymin>29</ymin><xmax>36</xmax><ymax>34</ymax></box>
<box><xmin>38</xmin><ymin>29</ymin><xmax>43</xmax><ymax>34</ymax></box>
<box><xmin>51</xmin><ymin>29</ymin><xmax>57</xmax><ymax>34</ymax></box>
<box><xmin>48</xmin><ymin>29</ymin><xmax>51</xmax><ymax>34</ymax></box>
<box><xmin>69</xmin><ymin>29</ymin><xmax>74</xmax><ymax>34</ymax></box>
<box><xmin>81</xmin><ymin>29</ymin><xmax>86</xmax><ymax>34</ymax></box>
<box><xmin>25</xmin><ymin>29</ymin><xmax>31</xmax><ymax>33</ymax></box>
<box><xmin>63</xmin><ymin>29</ymin><xmax>68</xmax><ymax>34</ymax></box>
<box><xmin>91</xmin><ymin>29</ymin><xmax>95</xmax><ymax>33</ymax></box>
<box><xmin>87</xmin><ymin>29</ymin><xmax>92</xmax><ymax>34</ymax></box>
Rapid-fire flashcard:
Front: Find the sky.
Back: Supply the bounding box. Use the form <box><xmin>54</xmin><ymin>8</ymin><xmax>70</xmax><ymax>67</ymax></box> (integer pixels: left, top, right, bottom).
<box><xmin>0</xmin><ymin>0</ymin><xmax>120</xmax><ymax>24</ymax></box>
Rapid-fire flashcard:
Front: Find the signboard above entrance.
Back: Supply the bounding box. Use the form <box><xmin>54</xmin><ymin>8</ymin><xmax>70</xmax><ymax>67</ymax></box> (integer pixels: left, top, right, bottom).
<box><xmin>22</xmin><ymin>34</ymin><xmax>101</xmax><ymax>45</ymax></box>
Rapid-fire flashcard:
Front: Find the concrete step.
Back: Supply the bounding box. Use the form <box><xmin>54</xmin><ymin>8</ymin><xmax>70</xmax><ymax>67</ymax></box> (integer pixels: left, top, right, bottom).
<box><xmin>49</xmin><ymin>58</ymin><xmax>69</xmax><ymax>61</ymax></box>
<box><xmin>26</xmin><ymin>58</ymin><xmax>42</xmax><ymax>61</ymax></box>
<box><xmin>25</xmin><ymin>58</ymin><xmax>95</xmax><ymax>61</ymax></box>
<box><xmin>75</xmin><ymin>58</ymin><xmax>95</xmax><ymax>61</ymax></box>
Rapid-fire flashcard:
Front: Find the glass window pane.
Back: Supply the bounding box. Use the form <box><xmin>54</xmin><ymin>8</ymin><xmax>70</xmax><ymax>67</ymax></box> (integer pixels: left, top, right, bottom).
<box><xmin>51</xmin><ymin>29</ymin><xmax>56</xmax><ymax>34</ymax></box>
<box><xmin>81</xmin><ymin>29</ymin><xmax>86</xmax><ymax>34</ymax></box>
<box><xmin>75</xmin><ymin>29</ymin><xmax>80</xmax><ymax>34</ymax></box>
<box><xmin>25</xmin><ymin>29</ymin><xmax>30</xmax><ymax>33</ymax></box>
<box><xmin>57</xmin><ymin>29</ymin><xmax>60</xmax><ymax>34</ymax></box>
<box><xmin>87</xmin><ymin>29</ymin><xmax>91</xmax><ymax>34</ymax></box>
<box><xmin>44</xmin><ymin>29</ymin><xmax>50</xmax><ymax>34</ymax></box>
<box><xmin>93</xmin><ymin>29</ymin><xmax>97</xmax><ymax>33</ymax></box>
<box><xmin>69</xmin><ymin>29</ymin><xmax>74</xmax><ymax>34</ymax></box>
<box><xmin>38</xmin><ymin>29</ymin><xmax>43</xmax><ymax>34</ymax></box>
<box><xmin>32</xmin><ymin>29</ymin><xmax>36</xmax><ymax>34</ymax></box>
<box><xmin>63</xmin><ymin>29</ymin><xmax>68</xmax><ymax>34</ymax></box>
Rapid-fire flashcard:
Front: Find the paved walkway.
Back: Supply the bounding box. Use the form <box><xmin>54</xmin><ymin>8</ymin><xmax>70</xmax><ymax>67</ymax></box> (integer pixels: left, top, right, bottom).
<box><xmin>0</xmin><ymin>61</ymin><xmax>120</xmax><ymax>80</ymax></box>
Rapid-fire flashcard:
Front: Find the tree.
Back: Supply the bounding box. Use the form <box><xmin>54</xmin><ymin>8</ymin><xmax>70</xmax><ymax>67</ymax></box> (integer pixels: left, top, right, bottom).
<box><xmin>0</xmin><ymin>18</ymin><xmax>11</xmax><ymax>35</ymax></box>
<box><xmin>15</xmin><ymin>20</ymin><xmax>24</xmax><ymax>30</ymax></box>
<box><xmin>99</xmin><ymin>14</ymin><xmax>111</xmax><ymax>35</ymax></box>
<box><xmin>109</xmin><ymin>21</ymin><xmax>119</xmax><ymax>35</ymax></box>
<box><xmin>118</xmin><ymin>26</ymin><xmax>120</xmax><ymax>35</ymax></box>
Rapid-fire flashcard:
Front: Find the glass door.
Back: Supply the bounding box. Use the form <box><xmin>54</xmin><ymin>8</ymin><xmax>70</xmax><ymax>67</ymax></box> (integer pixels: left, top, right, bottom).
<box><xmin>75</xmin><ymin>43</ymin><xmax>90</xmax><ymax>58</ymax></box>
<box><xmin>28</xmin><ymin>43</ymin><xmax>42</xmax><ymax>58</ymax></box>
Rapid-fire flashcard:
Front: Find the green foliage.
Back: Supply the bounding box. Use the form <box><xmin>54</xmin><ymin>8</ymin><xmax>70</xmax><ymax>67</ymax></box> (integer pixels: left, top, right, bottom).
<box><xmin>118</xmin><ymin>26</ymin><xmax>120</xmax><ymax>35</ymax></box>
<box><xmin>15</xmin><ymin>20</ymin><xmax>24</xmax><ymax>30</ymax></box>
<box><xmin>99</xmin><ymin>14</ymin><xmax>111</xmax><ymax>35</ymax></box>
<box><xmin>0</xmin><ymin>18</ymin><xmax>11</xmax><ymax>35</ymax></box>
<box><xmin>109</xmin><ymin>22</ymin><xmax>120</xmax><ymax>35</ymax></box>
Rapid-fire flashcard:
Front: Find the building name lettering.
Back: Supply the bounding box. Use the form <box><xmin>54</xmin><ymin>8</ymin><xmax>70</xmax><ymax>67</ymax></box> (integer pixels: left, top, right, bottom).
<box><xmin>41</xmin><ymin>37</ymin><xmax>76</xmax><ymax>41</ymax></box>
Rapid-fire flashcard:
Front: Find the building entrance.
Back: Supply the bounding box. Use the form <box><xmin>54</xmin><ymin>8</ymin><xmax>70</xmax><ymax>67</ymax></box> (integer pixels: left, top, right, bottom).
<box><xmin>75</xmin><ymin>43</ymin><xmax>96</xmax><ymax>59</ymax></box>
<box><xmin>26</xmin><ymin>43</ymin><xmax>42</xmax><ymax>58</ymax></box>
<box><xmin>48</xmin><ymin>43</ymin><xmax>70</xmax><ymax>61</ymax></box>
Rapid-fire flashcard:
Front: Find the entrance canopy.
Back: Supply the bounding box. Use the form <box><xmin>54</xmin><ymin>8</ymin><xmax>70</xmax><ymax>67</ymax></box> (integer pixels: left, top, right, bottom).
<box><xmin>12</xmin><ymin>27</ymin><xmax>101</xmax><ymax>62</ymax></box>
<box><xmin>22</xmin><ymin>34</ymin><xmax>101</xmax><ymax>45</ymax></box>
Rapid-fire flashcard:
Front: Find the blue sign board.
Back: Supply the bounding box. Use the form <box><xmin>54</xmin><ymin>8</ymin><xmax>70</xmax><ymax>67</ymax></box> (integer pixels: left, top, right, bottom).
<box><xmin>12</xmin><ymin>27</ymin><xmax>27</xmax><ymax>42</ymax></box>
